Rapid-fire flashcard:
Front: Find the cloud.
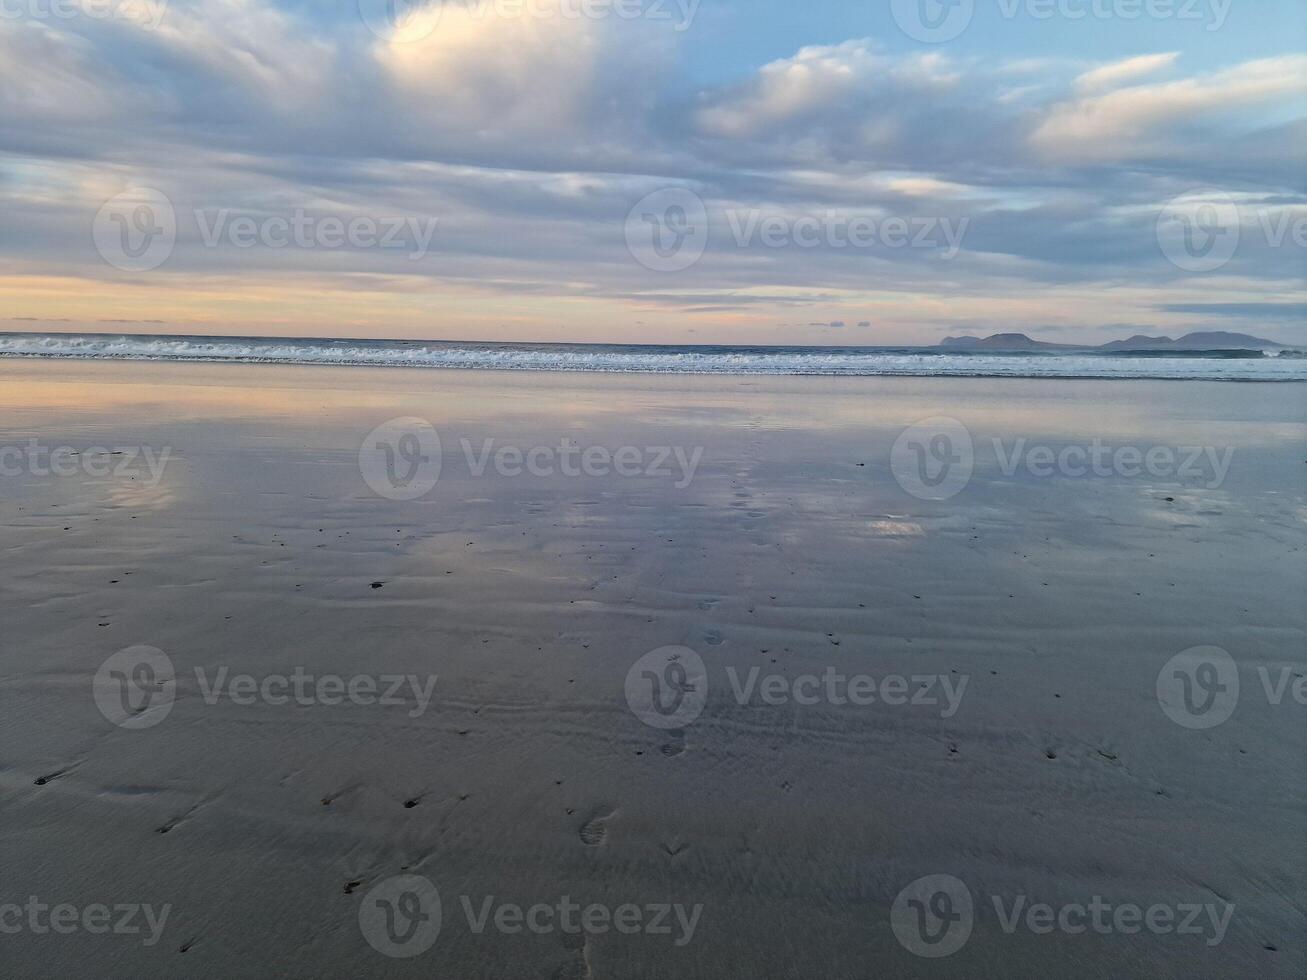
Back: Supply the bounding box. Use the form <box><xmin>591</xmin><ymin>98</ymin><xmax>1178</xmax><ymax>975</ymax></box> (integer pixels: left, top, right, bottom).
<box><xmin>1031</xmin><ymin>55</ymin><xmax>1307</xmax><ymax>163</ymax></box>
<box><xmin>0</xmin><ymin>4</ymin><xmax>1303</xmax><ymax>346</ymax></box>
<box><xmin>376</xmin><ymin>0</ymin><xmax>603</xmax><ymax>139</ymax></box>
<box><xmin>1074</xmin><ymin>53</ymin><xmax>1179</xmax><ymax>93</ymax></box>
<box><xmin>0</xmin><ymin>23</ymin><xmax>123</xmax><ymax>126</ymax></box>
<box><xmin>1157</xmin><ymin>302</ymin><xmax>1307</xmax><ymax>319</ymax></box>
<box><xmin>691</xmin><ymin>42</ymin><xmax>977</xmax><ymax>169</ymax></box>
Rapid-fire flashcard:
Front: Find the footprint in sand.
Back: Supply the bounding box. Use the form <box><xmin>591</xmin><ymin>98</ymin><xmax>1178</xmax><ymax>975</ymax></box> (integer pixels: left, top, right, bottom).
<box><xmin>662</xmin><ymin>838</ymin><xmax>689</xmax><ymax>860</ymax></box>
<box><xmin>579</xmin><ymin>807</ymin><xmax>616</xmax><ymax>847</ymax></box>
<box><xmin>553</xmin><ymin>933</ymin><xmax>592</xmax><ymax>979</ymax></box>
<box><xmin>660</xmin><ymin>728</ymin><xmax>687</xmax><ymax>757</ymax></box>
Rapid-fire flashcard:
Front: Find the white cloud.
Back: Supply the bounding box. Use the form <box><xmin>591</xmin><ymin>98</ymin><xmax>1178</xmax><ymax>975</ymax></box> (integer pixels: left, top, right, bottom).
<box><xmin>377</xmin><ymin>0</ymin><xmax>604</xmax><ymax>137</ymax></box>
<box><xmin>1074</xmin><ymin>52</ymin><xmax>1179</xmax><ymax>93</ymax></box>
<box><xmin>0</xmin><ymin>22</ymin><xmax>123</xmax><ymax>123</ymax></box>
<box><xmin>1033</xmin><ymin>56</ymin><xmax>1307</xmax><ymax>162</ymax></box>
<box><xmin>695</xmin><ymin>41</ymin><xmax>959</xmax><ymax>141</ymax></box>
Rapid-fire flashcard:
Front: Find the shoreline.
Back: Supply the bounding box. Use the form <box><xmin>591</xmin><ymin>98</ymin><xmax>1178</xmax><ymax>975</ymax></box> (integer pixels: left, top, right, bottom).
<box><xmin>2</xmin><ymin>351</ymin><xmax>1303</xmax><ymax>382</ymax></box>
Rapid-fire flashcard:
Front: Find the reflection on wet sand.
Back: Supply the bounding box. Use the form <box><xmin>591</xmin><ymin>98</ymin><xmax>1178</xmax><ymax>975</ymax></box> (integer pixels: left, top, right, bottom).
<box><xmin>0</xmin><ymin>361</ymin><xmax>1303</xmax><ymax>979</ymax></box>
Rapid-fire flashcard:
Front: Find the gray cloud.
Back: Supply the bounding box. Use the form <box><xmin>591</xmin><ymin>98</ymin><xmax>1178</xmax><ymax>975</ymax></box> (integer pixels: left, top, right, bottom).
<box><xmin>0</xmin><ymin>6</ymin><xmax>1303</xmax><ymax>342</ymax></box>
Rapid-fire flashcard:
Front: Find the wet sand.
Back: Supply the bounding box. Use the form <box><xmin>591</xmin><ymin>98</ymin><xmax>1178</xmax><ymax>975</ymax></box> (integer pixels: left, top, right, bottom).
<box><xmin>0</xmin><ymin>360</ymin><xmax>1304</xmax><ymax>978</ymax></box>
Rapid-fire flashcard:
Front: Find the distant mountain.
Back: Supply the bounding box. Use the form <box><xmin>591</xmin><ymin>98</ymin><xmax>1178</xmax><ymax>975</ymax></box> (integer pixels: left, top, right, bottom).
<box><xmin>1096</xmin><ymin>335</ymin><xmax>1174</xmax><ymax>351</ymax></box>
<box><xmin>940</xmin><ymin>331</ymin><xmax>1289</xmax><ymax>352</ymax></box>
<box><xmin>939</xmin><ymin>333</ymin><xmax>1075</xmax><ymax>351</ymax></box>
<box><xmin>1099</xmin><ymin>331</ymin><xmax>1288</xmax><ymax>352</ymax></box>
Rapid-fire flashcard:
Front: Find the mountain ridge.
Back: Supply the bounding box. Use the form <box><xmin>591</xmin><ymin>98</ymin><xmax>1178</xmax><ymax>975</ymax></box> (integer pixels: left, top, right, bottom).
<box><xmin>939</xmin><ymin>331</ymin><xmax>1290</xmax><ymax>352</ymax></box>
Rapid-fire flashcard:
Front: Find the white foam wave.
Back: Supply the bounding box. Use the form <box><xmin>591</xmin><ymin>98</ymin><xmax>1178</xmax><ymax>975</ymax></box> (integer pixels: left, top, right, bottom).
<box><xmin>1</xmin><ymin>334</ymin><xmax>1302</xmax><ymax>381</ymax></box>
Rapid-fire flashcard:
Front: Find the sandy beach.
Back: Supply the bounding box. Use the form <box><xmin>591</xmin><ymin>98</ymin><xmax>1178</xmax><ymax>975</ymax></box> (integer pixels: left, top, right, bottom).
<box><xmin>1</xmin><ymin>359</ymin><xmax>1303</xmax><ymax>978</ymax></box>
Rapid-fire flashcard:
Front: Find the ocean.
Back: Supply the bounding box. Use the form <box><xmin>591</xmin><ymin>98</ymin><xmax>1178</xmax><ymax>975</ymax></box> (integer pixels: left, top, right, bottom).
<box><xmin>1</xmin><ymin>332</ymin><xmax>1303</xmax><ymax>381</ymax></box>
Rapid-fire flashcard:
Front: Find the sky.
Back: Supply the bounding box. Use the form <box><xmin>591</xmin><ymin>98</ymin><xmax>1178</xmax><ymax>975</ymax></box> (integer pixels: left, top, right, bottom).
<box><xmin>0</xmin><ymin>0</ymin><xmax>1303</xmax><ymax>346</ymax></box>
